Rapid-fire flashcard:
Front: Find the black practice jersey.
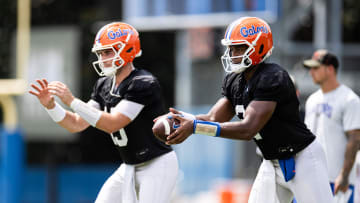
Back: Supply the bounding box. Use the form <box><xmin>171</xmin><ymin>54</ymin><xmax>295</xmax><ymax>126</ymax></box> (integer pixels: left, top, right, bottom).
<box><xmin>222</xmin><ymin>63</ymin><xmax>315</xmax><ymax>160</ymax></box>
<box><xmin>90</xmin><ymin>68</ymin><xmax>172</xmax><ymax>164</ymax></box>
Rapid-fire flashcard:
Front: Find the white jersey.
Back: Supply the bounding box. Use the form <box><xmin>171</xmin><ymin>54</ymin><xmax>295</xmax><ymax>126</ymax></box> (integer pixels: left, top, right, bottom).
<box><xmin>305</xmin><ymin>84</ymin><xmax>360</xmax><ymax>185</ymax></box>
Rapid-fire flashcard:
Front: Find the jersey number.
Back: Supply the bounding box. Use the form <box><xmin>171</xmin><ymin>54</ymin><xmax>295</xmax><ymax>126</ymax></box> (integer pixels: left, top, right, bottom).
<box><xmin>235</xmin><ymin>105</ymin><xmax>262</xmax><ymax>140</ymax></box>
<box><xmin>105</xmin><ymin>106</ymin><xmax>129</xmax><ymax>147</ymax></box>
<box><xmin>235</xmin><ymin>105</ymin><xmax>245</xmax><ymax>119</ymax></box>
<box><xmin>110</xmin><ymin>129</ymin><xmax>128</xmax><ymax>147</ymax></box>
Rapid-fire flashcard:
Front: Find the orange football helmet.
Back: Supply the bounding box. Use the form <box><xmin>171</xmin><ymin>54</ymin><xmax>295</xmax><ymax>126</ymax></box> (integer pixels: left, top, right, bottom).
<box><xmin>92</xmin><ymin>22</ymin><xmax>142</xmax><ymax>77</ymax></box>
<box><xmin>221</xmin><ymin>17</ymin><xmax>273</xmax><ymax>73</ymax></box>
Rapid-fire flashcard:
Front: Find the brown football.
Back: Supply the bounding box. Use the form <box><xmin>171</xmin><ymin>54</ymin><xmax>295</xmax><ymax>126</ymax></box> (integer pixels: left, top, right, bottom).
<box><xmin>152</xmin><ymin>116</ymin><xmax>178</xmax><ymax>142</ymax></box>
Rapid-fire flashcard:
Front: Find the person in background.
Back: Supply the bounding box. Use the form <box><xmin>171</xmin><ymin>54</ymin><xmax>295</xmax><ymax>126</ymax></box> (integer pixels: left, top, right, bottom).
<box><xmin>29</xmin><ymin>22</ymin><xmax>178</xmax><ymax>203</ymax></box>
<box><xmin>355</xmin><ymin>153</ymin><xmax>360</xmax><ymax>203</ymax></box>
<box><xmin>289</xmin><ymin>75</ymin><xmax>305</xmax><ymax>122</ymax></box>
<box><xmin>304</xmin><ymin>49</ymin><xmax>360</xmax><ymax>203</ymax></box>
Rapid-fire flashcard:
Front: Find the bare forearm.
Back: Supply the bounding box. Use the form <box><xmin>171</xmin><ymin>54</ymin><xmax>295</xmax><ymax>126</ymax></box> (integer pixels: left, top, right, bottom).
<box><xmin>194</xmin><ymin>97</ymin><xmax>235</xmax><ymax>122</ymax></box>
<box><xmin>197</xmin><ymin>101</ymin><xmax>273</xmax><ymax>140</ymax></box>
<box><xmin>341</xmin><ymin>135</ymin><xmax>360</xmax><ymax>179</ymax></box>
<box><xmin>196</xmin><ymin>114</ymin><xmax>212</xmax><ymax>121</ymax></box>
<box><xmin>196</xmin><ymin>110</ymin><xmax>234</xmax><ymax>122</ymax></box>
<box><xmin>58</xmin><ymin>111</ymin><xmax>90</xmax><ymax>133</ymax></box>
<box><xmin>94</xmin><ymin>113</ymin><xmax>131</xmax><ymax>134</ymax></box>
<box><xmin>195</xmin><ymin>114</ymin><xmax>259</xmax><ymax>141</ymax></box>
<box><xmin>219</xmin><ymin>120</ymin><xmax>256</xmax><ymax>140</ymax></box>
<box><xmin>64</xmin><ymin>98</ymin><xmax>132</xmax><ymax>134</ymax></box>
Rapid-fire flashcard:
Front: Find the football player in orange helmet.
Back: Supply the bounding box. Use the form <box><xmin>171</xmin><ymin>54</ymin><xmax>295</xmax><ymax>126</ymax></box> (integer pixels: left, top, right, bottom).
<box><xmin>29</xmin><ymin>22</ymin><xmax>178</xmax><ymax>203</ymax></box>
<box><xmin>221</xmin><ymin>16</ymin><xmax>273</xmax><ymax>73</ymax></box>
<box><xmin>92</xmin><ymin>22</ymin><xmax>143</xmax><ymax>97</ymax></box>
<box><xmin>166</xmin><ymin>17</ymin><xmax>334</xmax><ymax>202</ymax></box>
<box><xmin>92</xmin><ymin>22</ymin><xmax>141</xmax><ymax>77</ymax></box>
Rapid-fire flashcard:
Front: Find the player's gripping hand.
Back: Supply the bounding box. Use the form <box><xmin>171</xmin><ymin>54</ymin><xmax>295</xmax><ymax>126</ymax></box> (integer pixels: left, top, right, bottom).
<box><xmin>29</xmin><ymin>79</ymin><xmax>55</xmax><ymax>109</ymax></box>
<box><xmin>166</xmin><ymin>113</ymin><xmax>194</xmax><ymax>145</ymax></box>
<box><xmin>169</xmin><ymin>107</ymin><xmax>182</xmax><ymax>115</ymax></box>
<box><xmin>47</xmin><ymin>81</ymin><xmax>75</xmax><ymax>107</ymax></box>
<box><xmin>153</xmin><ymin>108</ymin><xmax>182</xmax><ymax>123</ymax></box>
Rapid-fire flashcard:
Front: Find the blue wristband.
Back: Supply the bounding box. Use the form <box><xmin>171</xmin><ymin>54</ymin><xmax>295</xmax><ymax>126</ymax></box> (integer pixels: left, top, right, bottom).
<box><xmin>193</xmin><ymin>120</ymin><xmax>221</xmax><ymax>137</ymax></box>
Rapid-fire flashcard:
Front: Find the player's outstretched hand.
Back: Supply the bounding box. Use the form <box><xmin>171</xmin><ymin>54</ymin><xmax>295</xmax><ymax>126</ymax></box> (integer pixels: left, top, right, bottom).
<box><xmin>47</xmin><ymin>81</ymin><xmax>75</xmax><ymax>107</ymax></box>
<box><xmin>166</xmin><ymin>113</ymin><xmax>194</xmax><ymax>145</ymax></box>
<box><xmin>29</xmin><ymin>79</ymin><xmax>55</xmax><ymax>109</ymax></box>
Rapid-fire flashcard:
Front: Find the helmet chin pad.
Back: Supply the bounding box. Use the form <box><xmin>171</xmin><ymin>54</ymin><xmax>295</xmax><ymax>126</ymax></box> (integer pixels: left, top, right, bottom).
<box><xmin>92</xmin><ymin>45</ymin><xmax>126</xmax><ymax>77</ymax></box>
<box><xmin>102</xmin><ymin>67</ymin><xmax>117</xmax><ymax>76</ymax></box>
<box><xmin>221</xmin><ymin>45</ymin><xmax>253</xmax><ymax>73</ymax></box>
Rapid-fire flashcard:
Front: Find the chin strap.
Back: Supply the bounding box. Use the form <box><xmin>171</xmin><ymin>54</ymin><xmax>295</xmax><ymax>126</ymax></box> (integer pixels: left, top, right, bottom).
<box><xmin>109</xmin><ymin>75</ymin><xmax>121</xmax><ymax>98</ymax></box>
<box><xmin>109</xmin><ymin>66</ymin><xmax>135</xmax><ymax>98</ymax></box>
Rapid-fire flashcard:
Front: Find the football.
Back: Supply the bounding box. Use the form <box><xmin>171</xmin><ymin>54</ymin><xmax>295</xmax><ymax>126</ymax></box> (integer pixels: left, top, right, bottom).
<box><xmin>152</xmin><ymin>116</ymin><xmax>178</xmax><ymax>142</ymax></box>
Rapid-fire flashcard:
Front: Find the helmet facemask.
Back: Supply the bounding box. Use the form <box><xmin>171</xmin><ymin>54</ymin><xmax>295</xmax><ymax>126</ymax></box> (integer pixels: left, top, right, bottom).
<box><xmin>91</xmin><ymin>22</ymin><xmax>142</xmax><ymax>97</ymax></box>
<box><xmin>92</xmin><ymin>41</ymin><xmax>126</xmax><ymax>77</ymax></box>
<box><xmin>92</xmin><ymin>41</ymin><xmax>128</xmax><ymax>98</ymax></box>
<box><xmin>221</xmin><ymin>32</ymin><xmax>263</xmax><ymax>74</ymax></box>
<box><xmin>221</xmin><ymin>42</ymin><xmax>255</xmax><ymax>73</ymax></box>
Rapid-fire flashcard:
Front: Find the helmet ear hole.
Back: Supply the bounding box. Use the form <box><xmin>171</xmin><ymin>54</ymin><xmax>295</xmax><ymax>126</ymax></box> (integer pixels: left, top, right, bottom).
<box><xmin>126</xmin><ymin>47</ymin><xmax>133</xmax><ymax>53</ymax></box>
<box><xmin>244</xmin><ymin>58</ymin><xmax>251</xmax><ymax>66</ymax></box>
<box><xmin>259</xmin><ymin>44</ymin><xmax>264</xmax><ymax>54</ymax></box>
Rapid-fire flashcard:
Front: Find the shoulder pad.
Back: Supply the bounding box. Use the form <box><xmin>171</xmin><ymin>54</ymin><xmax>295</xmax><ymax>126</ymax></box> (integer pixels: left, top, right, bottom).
<box><xmin>128</xmin><ymin>75</ymin><xmax>157</xmax><ymax>92</ymax></box>
<box><xmin>124</xmin><ymin>75</ymin><xmax>161</xmax><ymax>105</ymax></box>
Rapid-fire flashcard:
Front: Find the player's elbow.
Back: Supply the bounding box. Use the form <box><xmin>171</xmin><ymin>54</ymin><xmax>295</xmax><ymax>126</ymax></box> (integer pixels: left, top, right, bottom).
<box><xmin>101</xmin><ymin>123</ymin><xmax>124</xmax><ymax>134</ymax></box>
<box><xmin>64</xmin><ymin>126</ymin><xmax>85</xmax><ymax>134</ymax></box>
<box><xmin>67</xmin><ymin>128</ymin><xmax>78</xmax><ymax>133</ymax></box>
<box><xmin>242</xmin><ymin>132</ymin><xmax>256</xmax><ymax>141</ymax></box>
<box><xmin>96</xmin><ymin>117</ymin><xmax>122</xmax><ymax>134</ymax></box>
<box><xmin>229</xmin><ymin>128</ymin><xmax>257</xmax><ymax>141</ymax></box>
<box><xmin>102</xmin><ymin>126</ymin><xmax>118</xmax><ymax>134</ymax></box>
<box><xmin>97</xmin><ymin>113</ymin><xmax>131</xmax><ymax>134</ymax></box>
<box><xmin>59</xmin><ymin>121</ymin><xmax>86</xmax><ymax>133</ymax></box>
<box><xmin>242</xmin><ymin>127</ymin><xmax>259</xmax><ymax>141</ymax></box>
<box><xmin>241</xmin><ymin>119</ymin><xmax>263</xmax><ymax>141</ymax></box>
